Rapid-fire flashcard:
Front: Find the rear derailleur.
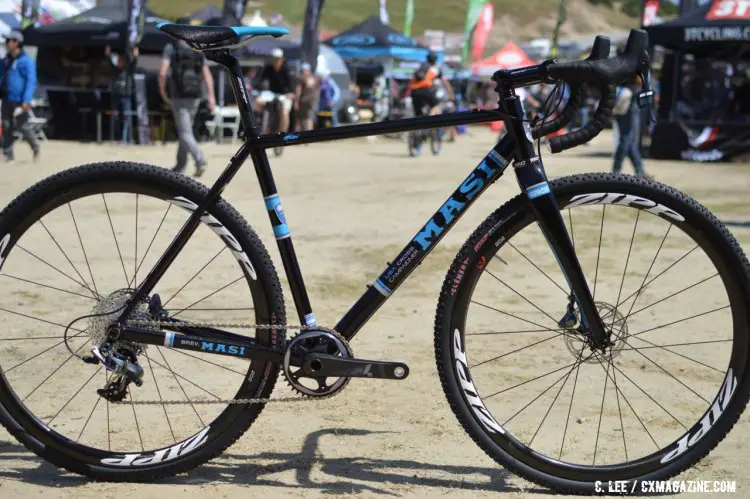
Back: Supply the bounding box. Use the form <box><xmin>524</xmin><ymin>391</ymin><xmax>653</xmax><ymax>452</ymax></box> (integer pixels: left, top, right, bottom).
<box><xmin>82</xmin><ymin>342</ymin><xmax>144</xmax><ymax>402</ymax></box>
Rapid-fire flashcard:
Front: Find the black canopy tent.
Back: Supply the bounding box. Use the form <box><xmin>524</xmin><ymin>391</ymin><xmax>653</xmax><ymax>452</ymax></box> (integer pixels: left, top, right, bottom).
<box><xmin>324</xmin><ymin>16</ymin><xmax>434</xmax><ymax>62</ymax></box>
<box><xmin>644</xmin><ymin>1</ymin><xmax>750</xmax><ymax>161</ymax></box>
<box><xmin>23</xmin><ymin>4</ymin><xmax>170</xmax><ymax>52</ymax></box>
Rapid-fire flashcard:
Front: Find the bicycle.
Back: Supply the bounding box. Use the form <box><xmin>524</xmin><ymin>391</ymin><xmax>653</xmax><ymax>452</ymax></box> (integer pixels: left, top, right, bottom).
<box><xmin>0</xmin><ymin>23</ymin><xmax>748</xmax><ymax>495</ymax></box>
<box><xmin>408</xmin><ymin>107</ymin><xmax>442</xmax><ymax>157</ymax></box>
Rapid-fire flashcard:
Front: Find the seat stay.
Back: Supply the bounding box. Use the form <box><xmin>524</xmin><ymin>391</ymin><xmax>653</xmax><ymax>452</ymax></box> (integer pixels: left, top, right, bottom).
<box><xmin>156</xmin><ymin>23</ymin><xmax>288</xmax><ymax>52</ymax></box>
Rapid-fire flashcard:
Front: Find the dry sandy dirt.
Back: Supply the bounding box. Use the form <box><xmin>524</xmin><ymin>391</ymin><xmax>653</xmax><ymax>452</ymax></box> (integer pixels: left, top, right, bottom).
<box><xmin>0</xmin><ymin>129</ymin><xmax>748</xmax><ymax>499</ymax></box>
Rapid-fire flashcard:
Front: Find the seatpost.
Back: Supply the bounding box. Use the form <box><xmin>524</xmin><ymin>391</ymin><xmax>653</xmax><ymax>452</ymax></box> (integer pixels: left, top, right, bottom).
<box><xmin>205</xmin><ymin>50</ymin><xmax>261</xmax><ymax>138</ymax></box>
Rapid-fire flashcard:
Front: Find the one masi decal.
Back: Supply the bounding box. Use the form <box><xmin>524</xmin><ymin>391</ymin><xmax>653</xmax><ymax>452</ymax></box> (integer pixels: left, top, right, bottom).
<box><xmin>101</xmin><ymin>426</ymin><xmax>211</xmax><ymax>466</ymax></box>
<box><xmin>566</xmin><ymin>193</ymin><xmax>685</xmax><ymax>222</ymax></box>
<box><xmin>169</xmin><ymin>197</ymin><xmax>257</xmax><ymax>280</ymax></box>
<box><xmin>453</xmin><ymin>329</ymin><xmax>505</xmax><ymax>434</ymax></box>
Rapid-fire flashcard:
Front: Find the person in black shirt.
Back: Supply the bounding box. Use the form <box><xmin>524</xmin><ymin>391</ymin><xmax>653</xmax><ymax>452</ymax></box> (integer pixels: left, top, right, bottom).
<box><xmin>106</xmin><ymin>45</ymin><xmax>138</xmax><ymax>144</ymax></box>
<box><xmin>253</xmin><ymin>48</ymin><xmax>294</xmax><ymax>133</ymax></box>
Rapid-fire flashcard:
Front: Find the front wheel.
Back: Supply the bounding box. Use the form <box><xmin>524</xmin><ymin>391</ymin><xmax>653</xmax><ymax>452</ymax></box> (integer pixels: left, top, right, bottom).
<box><xmin>435</xmin><ymin>173</ymin><xmax>750</xmax><ymax>493</ymax></box>
<box><xmin>0</xmin><ymin>162</ymin><xmax>287</xmax><ymax>481</ymax></box>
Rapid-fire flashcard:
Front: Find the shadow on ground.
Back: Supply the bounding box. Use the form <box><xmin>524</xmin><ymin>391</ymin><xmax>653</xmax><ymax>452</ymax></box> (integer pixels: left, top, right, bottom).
<box><xmin>0</xmin><ymin>428</ymin><xmax>537</xmax><ymax>495</ymax></box>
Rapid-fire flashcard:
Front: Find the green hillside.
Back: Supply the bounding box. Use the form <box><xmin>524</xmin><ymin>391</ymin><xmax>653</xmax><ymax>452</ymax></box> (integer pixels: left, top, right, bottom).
<box><xmin>148</xmin><ymin>0</ymin><xmax>639</xmax><ymax>41</ymax></box>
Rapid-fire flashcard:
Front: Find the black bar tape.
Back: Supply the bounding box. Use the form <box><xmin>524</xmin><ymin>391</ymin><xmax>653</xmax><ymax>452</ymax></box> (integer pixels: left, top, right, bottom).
<box><xmin>549</xmin><ymin>82</ymin><xmax>614</xmax><ymax>153</ymax></box>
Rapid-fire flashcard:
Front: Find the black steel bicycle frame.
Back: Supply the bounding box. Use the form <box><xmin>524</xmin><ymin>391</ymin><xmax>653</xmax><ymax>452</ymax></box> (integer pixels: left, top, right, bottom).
<box><xmin>118</xmin><ymin>50</ymin><xmax>608</xmax><ymax>353</ymax></box>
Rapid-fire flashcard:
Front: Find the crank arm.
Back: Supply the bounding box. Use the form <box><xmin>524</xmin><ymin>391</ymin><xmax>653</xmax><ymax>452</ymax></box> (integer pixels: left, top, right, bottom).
<box><xmin>302</xmin><ymin>353</ymin><xmax>409</xmax><ymax>380</ymax></box>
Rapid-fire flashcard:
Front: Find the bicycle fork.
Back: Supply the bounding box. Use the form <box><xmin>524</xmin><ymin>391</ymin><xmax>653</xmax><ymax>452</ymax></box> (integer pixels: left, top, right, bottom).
<box><xmin>498</xmin><ymin>86</ymin><xmax>611</xmax><ymax>352</ymax></box>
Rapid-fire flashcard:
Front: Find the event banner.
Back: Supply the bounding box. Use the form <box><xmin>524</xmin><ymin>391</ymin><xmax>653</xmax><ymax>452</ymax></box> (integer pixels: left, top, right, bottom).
<box><xmin>301</xmin><ymin>0</ymin><xmax>325</xmax><ymax>72</ymax></box>
<box><xmin>20</xmin><ymin>0</ymin><xmax>41</xmax><ymax>29</ymax></box>
<box><xmin>642</xmin><ymin>0</ymin><xmax>659</xmax><ymax>26</ymax></box>
<box><xmin>404</xmin><ymin>0</ymin><xmax>414</xmax><ymax>37</ymax></box>
<box><xmin>125</xmin><ymin>0</ymin><xmax>147</xmax><ymax>52</ymax></box>
<box><xmin>470</xmin><ymin>2</ymin><xmax>493</xmax><ymax>61</ymax></box>
<box><xmin>223</xmin><ymin>0</ymin><xmax>248</xmax><ymax>23</ymax></box>
<box><xmin>462</xmin><ymin>0</ymin><xmax>488</xmax><ymax>61</ymax></box>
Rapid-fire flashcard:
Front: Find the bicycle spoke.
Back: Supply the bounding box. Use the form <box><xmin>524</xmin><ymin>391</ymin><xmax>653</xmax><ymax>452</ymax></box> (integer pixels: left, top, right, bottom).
<box><xmin>151</xmin><ymin>349</ymin><xmax>206</xmax><ymax>426</ymax></box>
<box><xmin>620</xmin><ymin>224</ymin><xmax>672</xmax><ymax>324</ymax></box>
<box><xmin>593</xmin><ymin>352</ymin><xmax>661</xmax><ymax>452</ymax></box>
<box><xmin>101</xmin><ymin>194</ymin><xmax>129</xmax><ymax>286</ymax></box>
<box><xmin>613</xmin><ymin>274</ymin><xmax>720</xmax><ymax>325</ymax></box>
<box><xmin>592</xmin><ymin>205</ymin><xmax>605</xmax><ymax>300</ymax></box>
<box><xmin>631</xmin><ymin>334</ymin><xmax>726</xmax><ymax>374</ymax></box>
<box><xmin>133</xmin><ymin>194</ymin><xmax>138</xmax><ymax>287</ymax></box>
<box><xmin>507</xmin><ymin>241</ymin><xmax>567</xmax><ymax>296</ymax></box>
<box><xmin>16</xmin><ymin>245</ymin><xmax>97</xmax><ymax>299</ymax></box>
<box><xmin>486</xmin><ymin>359</ymin><xmax>584</xmax><ymax>399</ymax></box>
<box><xmin>471</xmin><ymin>332</ymin><xmax>566</xmax><ymax>369</ymax></box>
<box><xmin>128</xmin><ymin>387</ymin><xmax>145</xmax><ymax>452</ymax></box>
<box><xmin>559</xmin><ymin>349</ymin><xmax>584</xmax><ymax>460</ymax></box>
<box><xmin>611</xmin><ymin>349</ymin><xmax>628</xmax><ymax>462</ymax></box>
<box><xmin>593</xmin><ymin>353</ymin><xmax>612</xmax><ymax>465</ymax></box>
<box><xmin>39</xmin><ymin>219</ymin><xmax>96</xmax><ymax>298</ymax></box>
<box><xmin>69</xmin><ymin>203</ymin><xmax>99</xmax><ymax>298</ymax></box>
<box><xmin>528</xmin><ymin>347</ymin><xmax>584</xmax><ymax>446</ymax></box>
<box><xmin>169</xmin><ymin>348</ymin><xmax>247</xmax><ymax>376</ymax></box>
<box><xmin>0</xmin><ymin>305</ymin><xmax>86</xmax><ymax>333</ymax></box>
<box><xmin>607</xmin><ymin>360</ymin><xmax>687</xmax><ymax>430</ymax></box>
<box><xmin>170</xmin><ymin>275</ymin><xmax>245</xmax><ymax>318</ymax></box>
<box><xmin>47</xmin><ymin>366</ymin><xmax>103</xmax><ymax>426</ymax></box>
<box><xmin>620</xmin><ymin>339</ymin><xmax>731</xmax><ymax>352</ymax></box>
<box><xmin>77</xmin><ymin>387</ymin><xmax>103</xmax><ymax>442</ymax></box>
<box><xmin>145</xmin><ymin>354</ymin><xmax>177</xmax><ymax>443</ymax></box>
<box><xmin>5</xmin><ymin>332</ymin><xmax>87</xmax><ymax>373</ymax></box>
<box><xmin>486</xmin><ymin>269</ymin><xmax>560</xmax><ymax>326</ymax></box>
<box><xmin>163</xmin><ymin>246</ymin><xmax>227</xmax><ymax>307</ymax></box>
<box><xmin>467</xmin><ymin>327</ymin><xmax>568</xmax><ymax>336</ymax></box>
<box><xmin>471</xmin><ymin>300</ymin><xmax>557</xmax><ymax>331</ymax></box>
<box><xmin>620</xmin><ymin>337</ymin><xmax>712</xmax><ymax>404</ymax></box>
<box><xmin>134</xmin><ymin>203</ymin><xmax>172</xmax><ymax>282</ymax></box>
<box><xmin>1</xmin><ymin>273</ymin><xmax>96</xmax><ymax>301</ymax></box>
<box><xmin>602</xmin><ymin>244</ymin><xmax>699</xmax><ymax>321</ymax></box>
<box><xmin>23</xmin><ymin>340</ymin><xmax>89</xmax><ymax>402</ymax></box>
<box><xmin>610</xmin><ymin>211</ymin><xmax>640</xmax><ymax>329</ymax></box>
<box><xmin>503</xmin><ymin>355</ymin><xmax>584</xmax><ymax>431</ymax></box>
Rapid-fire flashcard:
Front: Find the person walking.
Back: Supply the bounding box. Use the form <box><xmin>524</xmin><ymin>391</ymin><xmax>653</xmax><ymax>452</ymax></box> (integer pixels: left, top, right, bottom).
<box><xmin>294</xmin><ymin>62</ymin><xmax>318</xmax><ymax>131</ymax></box>
<box><xmin>159</xmin><ymin>22</ymin><xmax>216</xmax><ymax>177</ymax></box>
<box><xmin>0</xmin><ymin>31</ymin><xmax>40</xmax><ymax>163</ymax></box>
<box><xmin>106</xmin><ymin>45</ymin><xmax>138</xmax><ymax>145</ymax></box>
<box><xmin>612</xmin><ymin>75</ymin><xmax>650</xmax><ymax>178</ymax></box>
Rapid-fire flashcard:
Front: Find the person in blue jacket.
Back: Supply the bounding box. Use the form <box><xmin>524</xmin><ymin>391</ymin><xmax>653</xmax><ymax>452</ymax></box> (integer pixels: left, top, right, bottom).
<box><xmin>0</xmin><ymin>31</ymin><xmax>39</xmax><ymax>162</ymax></box>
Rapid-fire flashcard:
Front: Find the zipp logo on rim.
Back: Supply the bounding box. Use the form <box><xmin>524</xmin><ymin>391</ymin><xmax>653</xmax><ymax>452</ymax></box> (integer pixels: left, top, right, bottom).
<box><xmin>660</xmin><ymin>369</ymin><xmax>737</xmax><ymax>464</ymax></box>
<box><xmin>566</xmin><ymin>193</ymin><xmax>685</xmax><ymax>222</ymax></box>
<box><xmin>453</xmin><ymin>329</ymin><xmax>505</xmax><ymax>434</ymax></box>
<box><xmin>169</xmin><ymin>197</ymin><xmax>257</xmax><ymax>280</ymax></box>
<box><xmin>101</xmin><ymin>426</ymin><xmax>210</xmax><ymax>466</ymax></box>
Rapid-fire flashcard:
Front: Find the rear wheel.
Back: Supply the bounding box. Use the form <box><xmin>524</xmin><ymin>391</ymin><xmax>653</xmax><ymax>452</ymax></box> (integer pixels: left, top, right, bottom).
<box><xmin>0</xmin><ymin>162</ymin><xmax>286</xmax><ymax>481</ymax></box>
<box><xmin>435</xmin><ymin>173</ymin><xmax>750</xmax><ymax>493</ymax></box>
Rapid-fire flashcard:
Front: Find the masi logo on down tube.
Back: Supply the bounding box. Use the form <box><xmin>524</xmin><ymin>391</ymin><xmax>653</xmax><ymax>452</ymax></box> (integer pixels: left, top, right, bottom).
<box><xmin>169</xmin><ymin>197</ymin><xmax>257</xmax><ymax>280</ymax></box>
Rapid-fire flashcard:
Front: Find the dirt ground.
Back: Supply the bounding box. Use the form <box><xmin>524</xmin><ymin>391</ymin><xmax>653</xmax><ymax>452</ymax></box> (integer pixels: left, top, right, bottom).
<box><xmin>0</xmin><ymin>128</ymin><xmax>748</xmax><ymax>499</ymax></box>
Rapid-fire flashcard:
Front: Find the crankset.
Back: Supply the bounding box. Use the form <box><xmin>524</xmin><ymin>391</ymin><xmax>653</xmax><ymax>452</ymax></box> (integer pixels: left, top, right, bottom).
<box><xmin>300</xmin><ymin>354</ymin><xmax>409</xmax><ymax>380</ymax></box>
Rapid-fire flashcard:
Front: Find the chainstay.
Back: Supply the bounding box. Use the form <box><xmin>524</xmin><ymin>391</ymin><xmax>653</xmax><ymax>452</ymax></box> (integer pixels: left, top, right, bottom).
<box><xmin>114</xmin><ymin>319</ymin><xmax>343</xmax><ymax>406</ymax></box>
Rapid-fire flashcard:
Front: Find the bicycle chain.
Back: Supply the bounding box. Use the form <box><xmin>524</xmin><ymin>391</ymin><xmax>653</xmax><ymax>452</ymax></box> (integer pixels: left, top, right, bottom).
<box><xmin>110</xmin><ymin>320</ymin><xmax>342</xmax><ymax>406</ymax></box>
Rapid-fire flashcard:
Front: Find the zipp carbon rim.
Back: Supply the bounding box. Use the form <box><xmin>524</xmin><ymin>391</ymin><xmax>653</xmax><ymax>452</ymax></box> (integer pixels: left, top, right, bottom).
<box><xmin>436</xmin><ymin>173</ymin><xmax>750</xmax><ymax>492</ymax></box>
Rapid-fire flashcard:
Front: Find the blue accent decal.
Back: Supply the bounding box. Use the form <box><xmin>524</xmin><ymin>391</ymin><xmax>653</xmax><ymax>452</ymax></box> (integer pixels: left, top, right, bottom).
<box><xmin>373</xmin><ymin>278</ymin><xmax>392</xmax><ymax>297</ymax></box>
<box><xmin>304</xmin><ymin>313</ymin><xmax>317</xmax><ymax>327</ymax></box>
<box><xmin>282</xmin><ymin>133</ymin><xmax>300</xmax><ymax>142</ymax></box>
<box><xmin>273</xmin><ymin>224</ymin><xmax>290</xmax><ymax>239</ymax></box>
<box><xmin>230</xmin><ymin>26</ymin><xmax>289</xmax><ymax>38</ymax></box>
<box><xmin>264</xmin><ymin>194</ymin><xmax>280</xmax><ymax>210</ymax></box>
<box><xmin>527</xmin><ymin>182</ymin><xmax>551</xmax><ymax>199</ymax></box>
